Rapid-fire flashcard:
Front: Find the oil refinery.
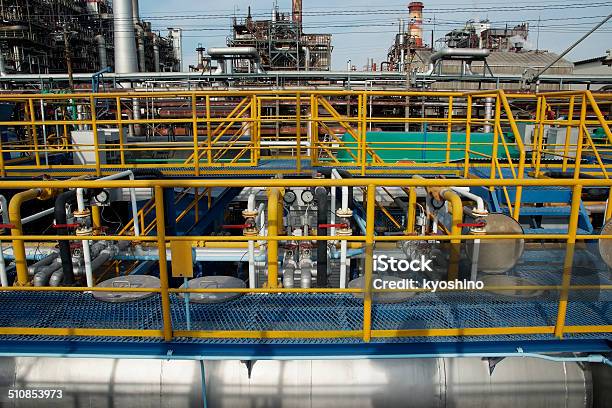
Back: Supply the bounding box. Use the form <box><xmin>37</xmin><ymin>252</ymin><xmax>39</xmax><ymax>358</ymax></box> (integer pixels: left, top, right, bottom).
<box><xmin>0</xmin><ymin>0</ymin><xmax>609</xmax><ymax>407</ymax></box>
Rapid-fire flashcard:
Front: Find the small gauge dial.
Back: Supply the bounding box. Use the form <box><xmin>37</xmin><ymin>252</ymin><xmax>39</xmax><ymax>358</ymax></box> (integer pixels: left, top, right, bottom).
<box><xmin>301</xmin><ymin>189</ymin><xmax>314</xmax><ymax>204</ymax></box>
<box><xmin>283</xmin><ymin>190</ymin><xmax>297</xmax><ymax>204</ymax></box>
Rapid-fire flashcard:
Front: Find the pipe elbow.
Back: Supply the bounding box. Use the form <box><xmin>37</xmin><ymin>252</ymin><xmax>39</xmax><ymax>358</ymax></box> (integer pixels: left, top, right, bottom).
<box><xmin>9</xmin><ymin>189</ymin><xmax>42</xmax><ymax>232</ymax></box>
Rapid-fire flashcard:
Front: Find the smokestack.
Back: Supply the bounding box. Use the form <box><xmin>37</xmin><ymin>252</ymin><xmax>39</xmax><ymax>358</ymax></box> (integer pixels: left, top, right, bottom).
<box><xmin>131</xmin><ymin>0</ymin><xmax>140</xmax><ymax>25</ymax></box>
<box><xmin>408</xmin><ymin>2</ymin><xmax>424</xmax><ymax>48</ymax></box>
<box><xmin>292</xmin><ymin>0</ymin><xmax>303</xmax><ymax>31</ymax></box>
<box><xmin>113</xmin><ymin>0</ymin><xmax>138</xmax><ymax>73</ymax></box>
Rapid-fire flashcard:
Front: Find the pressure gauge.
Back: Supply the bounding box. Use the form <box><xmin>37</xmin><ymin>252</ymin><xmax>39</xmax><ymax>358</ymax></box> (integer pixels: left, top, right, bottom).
<box><xmin>301</xmin><ymin>189</ymin><xmax>314</xmax><ymax>204</ymax></box>
<box><xmin>283</xmin><ymin>190</ymin><xmax>297</xmax><ymax>205</ymax></box>
<box><xmin>94</xmin><ymin>189</ymin><xmax>111</xmax><ymax>206</ymax></box>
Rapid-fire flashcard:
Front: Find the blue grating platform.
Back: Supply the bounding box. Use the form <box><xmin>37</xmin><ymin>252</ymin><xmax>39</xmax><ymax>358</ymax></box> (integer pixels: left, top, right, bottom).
<box><xmin>0</xmin><ymin>247</ymin><xmax>609</xmax><ymax>358</ymax></box>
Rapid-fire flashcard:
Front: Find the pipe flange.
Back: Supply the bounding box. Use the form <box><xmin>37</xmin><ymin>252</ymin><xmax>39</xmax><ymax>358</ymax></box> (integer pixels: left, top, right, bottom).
<box><xmin>73</xmin><ymin>209</ymin><xmax>91</xmax><ymax>218</ymax></box>
<box><xmin>336</xmin><ymin>208</ymin><xmax>353</xmax><ymax>219</ymax></box>
<box><xmin>337</xmin><ymin>227</ymin><xmax>353</xmax><ymax>236</ymax></box>
<box><xmin>471</xmin><ymin>208</ymin><xmax>489</xmax><ymax>218</ymax></box>
<box><xmin>470</xmin><ymin>217</ymin><xmax>488</xmax><ymax>235</ymax></box>
<box><xmin>243</xmin><ymin>228</ymin><xmax>258</xmax><ymax>237</ymax></box>
<box><xmin>242</xmin><ymin>209</ymin><xmax>258</xmax><ymax>219</ymax></box>
<box><xmin>76</xmin><ymin>227</ymin><xmax>93</xmax><ymax>236</ymax></box>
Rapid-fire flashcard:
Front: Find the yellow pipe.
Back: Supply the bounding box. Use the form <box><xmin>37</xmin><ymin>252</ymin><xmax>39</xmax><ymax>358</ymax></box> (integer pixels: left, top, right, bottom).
<box><xmin>405</xmin><ymin>187</ymin><xmax>417</xmax><ymax>234</ymax></box>
<box><xmin>267</xmin><ymin>187</ymin><xmax>280</xmax><ymax>288</ymax></box>
<box><xmin>91</xmin><ymin>206</ymin><xmax>101</xmax><ymax>234</ymax></box>
<box><xmin>440</xmin><ymin>188</ymin><xmax>463</xmax><ymax>281</ymax></box>
<box><xmin>9</xmin><ymin>188</ymin><xmax>42</xmax><ymax>285</ymax></box>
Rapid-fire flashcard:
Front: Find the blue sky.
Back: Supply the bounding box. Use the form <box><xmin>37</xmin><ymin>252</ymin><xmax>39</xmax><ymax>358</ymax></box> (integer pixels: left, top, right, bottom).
<box><xmin>139</xmin><ymin>0</ymin><xmax>612</xmax><ymax>70</ymax></box>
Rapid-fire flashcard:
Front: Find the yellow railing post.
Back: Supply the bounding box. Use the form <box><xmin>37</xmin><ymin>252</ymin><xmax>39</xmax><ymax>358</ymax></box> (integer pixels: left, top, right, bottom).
<box><xmin>115</xmin><ymin>96</ymin><xmax>126</xmax><ymax>166</ymax></box>
<box><xmin>554</xmin><ymin>183</ymin><xmax>582</xmax><ymax>338</ymax></box>
<box><xmin>489</xmin><ymin>96</ymin><xmax>501</xmax><ymax>180</ymax></box>
<box><xmin>191</xmin><ymin>93</ymin><xmax>200</xmax><ymax>177</ymax></box>
<box><xmin>154</xmin><ymin>186</ymin><xmax>174</xmax><ymax>342</ymax></box>
<box><xmin>463</xmin><ymin>95</ymin><xmax>472</xmax><ymax>178</ymax></box>
<box><xmin>532</xmin><ymin>96</ymin><xmax>541</xmax><ymax>166</ymax></box>
<box><xmin>296</xmin><ymin>93</ymin><xmax>302</xmax><ymax>174</ymax></box>
<box><xmin>90</xmin><ymin>95</ymin><xmax>101</xmax><ymax>177</ymax></box>
<box><xmin>27</xmin><ymin>98</ymin><xmax>41</xmax><ymax>167</ymax></box>
<box><xmin>445</xmin><ymin>96</ymin><xmax>453</xmax><ymax>165</ymax></box>
<box><xmin>574</xmin><ymin>95</ymin><xmax>587</xmax><ymax>177</ymax></box>
<box><xmin>310</xmin><ymin>94</ymin><xmax>319</xmax><ymax>166</ymax></box>
<box><xmin>363</xmin><ymin>183</ymin><xmax>376</xmax><ymax>342</ymax></box>
<box><xmin>205</xmin><ymin>95</ymin><xmax>212</xmax><ymax>164</ymax></box>
<box><xmin>561</xmin><ymin>95</ymin><xmax>575</xmax><ymax>173</ymax></box>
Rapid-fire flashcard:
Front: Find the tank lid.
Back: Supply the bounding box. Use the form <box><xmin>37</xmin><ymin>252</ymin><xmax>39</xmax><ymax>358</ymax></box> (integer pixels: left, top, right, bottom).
<box><xmin>93</xmin><ymin>275</ymin><xmax>161</xmax><ymax>303</ymax></box>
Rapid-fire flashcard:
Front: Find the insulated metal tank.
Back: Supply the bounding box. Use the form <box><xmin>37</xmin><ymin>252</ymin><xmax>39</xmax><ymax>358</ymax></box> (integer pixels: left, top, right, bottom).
<box><xmin>0</xmin><ymin>357</ymin><xmax>595</xmax><ymax>407</ymax></box>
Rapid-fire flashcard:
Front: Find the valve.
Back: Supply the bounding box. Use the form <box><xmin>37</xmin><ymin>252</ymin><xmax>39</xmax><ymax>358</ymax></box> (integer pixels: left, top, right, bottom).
<box><xmin>73</xmin><ymin>208</ymin><xmax>92</xmax><ymax>236</ymax></box>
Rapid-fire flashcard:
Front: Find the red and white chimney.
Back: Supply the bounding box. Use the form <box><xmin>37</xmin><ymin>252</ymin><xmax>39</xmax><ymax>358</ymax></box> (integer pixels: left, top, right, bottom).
<box><xmin>408</xmin><ymin>2</ymin><xmax>424</xmax><ymax>48</ymax></box>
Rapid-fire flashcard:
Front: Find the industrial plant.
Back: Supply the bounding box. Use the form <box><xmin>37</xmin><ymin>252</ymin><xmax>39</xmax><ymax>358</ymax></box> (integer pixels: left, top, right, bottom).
<box><xmin>0</xmin><ymin>0</ymin><xmax>609</xmax><ymax>407</ymax></box>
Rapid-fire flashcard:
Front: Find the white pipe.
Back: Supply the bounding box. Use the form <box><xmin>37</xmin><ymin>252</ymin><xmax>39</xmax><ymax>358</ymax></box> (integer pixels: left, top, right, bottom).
<box><xmin>77</xmin><ymin>170</ymin><xmax>139</xmax><ymax>287</ymax></box>
<box><xmin>0</xmin><ymin>195</ymin><xmax>8</xmax><ymax>287</ymax></box>
<box><xmin>449</xmin><ymin>187</ymin><xmax>487</xmax><ymax>281</ymax></box>
<box><xmin>21</xmin><ymin>207</ymin><xmax>54</xmax><ymax>224</ymax></box>
<box><xmin>331</xmin><ymin>169</ymin><xmax>350</xmax><ymax>288</ymax></box>
<box><xmin>450</xmin><ymin>187</ymin><xmax>486</xmax><ymax>213</ymax></box>
<box><xmin>247</xmin><ymin>193</ymin><xmax>257</xmax><ymax>289</ymax></box>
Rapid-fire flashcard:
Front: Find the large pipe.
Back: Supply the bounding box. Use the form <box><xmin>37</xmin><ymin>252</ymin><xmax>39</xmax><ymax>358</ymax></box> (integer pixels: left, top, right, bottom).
<box><xmin>315</xmin><ymin>186</ymin><xmax>328</xmax><ymax>287</ymax></box>
<box><xmin>113</xmin><ymin>0</ymin><xmax>139</xmax><ymax>73</ymax></box>
<box><xmin>408</xmin><ymin>2</ymin><xmax>424</xmax><ymax>47</ymax></box>
<box><xmin>430</xmin><ymin>47</ymin><xmax>491</xmax><ymax>63</ymax></box>
<box><xmin>9</xmin><ymin>189</ymin><xmax>43</xmax><ymax>286</ymax></box>
<box><xmin>94</xmin><ymin>35</ymin><xmax>107</xmax><ymax>70</ymax></box>
<box><xmin>136</xmin><ymin>26</ymin><xmax>146</xmax><ymax>73</ymax></box>
<box><xmin>54</xmin><ymin>190</ymin><xmax>77</xmax><ymax>285</ymax></box>
<box><xmin>131</xmin><ymin>0</ymin><xmax>140</xmax><ymax>25</ymax></box>
<box><xmin>207</xmin><ymin>47</ymin><xmax>266</xmax><ymax>74</ymax></box>
<box><xmin>0</xmin><ymin>357</ymin><xmax>598</xmax><ymax>407</ymax></box>
<box><xmin>153</xmin><ymin>35</ymin><xmax>161</xmax><ymax>72</ymax></box>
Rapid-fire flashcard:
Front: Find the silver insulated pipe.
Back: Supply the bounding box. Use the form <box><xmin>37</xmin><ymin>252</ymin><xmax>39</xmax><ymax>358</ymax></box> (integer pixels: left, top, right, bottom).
<box><xmin>113</xmin><ymin>0</ymin><xmax>138</xmax><ymax>73</ymax></box>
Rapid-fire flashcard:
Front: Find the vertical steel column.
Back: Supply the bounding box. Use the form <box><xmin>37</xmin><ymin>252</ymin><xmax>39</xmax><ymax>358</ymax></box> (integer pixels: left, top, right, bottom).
<box><xmin>363</xmin><ymin>184</ymin><xmax>376</xmax><ymax>342</ymax></box>
<box><xmin>154</xmin><ymin>186</ymin><xmax>173</xmax><ymax>341</ymax></box>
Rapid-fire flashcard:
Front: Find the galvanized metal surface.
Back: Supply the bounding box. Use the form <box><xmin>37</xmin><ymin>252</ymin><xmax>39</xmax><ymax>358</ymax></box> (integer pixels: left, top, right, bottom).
<box><xmin>93</xmin><ymin>276</ymin><xmax>161</xmax><ymax>303</ymax></box>
<box><xmin>178</xmin><ymin>276</ymin><xmax>246</xmax><ymax>304</ymax></box>
<box><xmin>0</xmin><ymin>357</ymin><xmax>596</xmax><ymax>407</ymax></box>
